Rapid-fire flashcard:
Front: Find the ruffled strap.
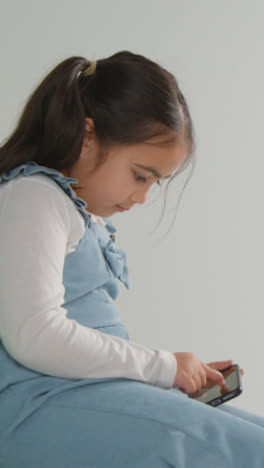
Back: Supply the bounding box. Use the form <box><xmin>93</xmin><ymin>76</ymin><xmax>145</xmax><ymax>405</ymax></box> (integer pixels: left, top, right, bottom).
<box><xmin>102</xmin><ymin>218</ymin><xmax>117</xmax><ymax>234</ymax></box>
<box><xmin>99</xmin><ymin>218</ymin><xmax>129</xmax><ymax>289</ymax></box>
<box><xmin>101</xmin><ymin>238</ymin><xmax>130</xmax><ymax>289</ymax></box>
<box><xmin>0</xmin><ymin>161</ymin><xmax>91</xmax><ymax>228</ymax></box>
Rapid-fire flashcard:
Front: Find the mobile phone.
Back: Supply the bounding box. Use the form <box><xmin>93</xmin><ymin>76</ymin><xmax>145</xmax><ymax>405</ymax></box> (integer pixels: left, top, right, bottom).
<box><xmin>189</xmin><ymin>364</ymin><xmax>243</xmax><ymax>407</ymax></box>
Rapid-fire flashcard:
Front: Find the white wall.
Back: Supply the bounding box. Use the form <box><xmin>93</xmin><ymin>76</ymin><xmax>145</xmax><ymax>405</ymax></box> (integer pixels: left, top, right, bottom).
<box><xmin>1</xmin><ymin>0</ymin><xmax>263</xmax><ymax>415</ymax></box>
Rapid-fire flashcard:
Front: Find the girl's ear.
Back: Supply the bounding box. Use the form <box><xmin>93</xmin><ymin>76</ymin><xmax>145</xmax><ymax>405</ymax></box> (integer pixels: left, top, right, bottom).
<box><xmin>84</xmin><ymin>117</ymin><xmax>95</xmax><ymax>134</ymax></box>
<box><xmin>83</xmin><ymin>118</ymin><xmax>96</xmax><ymax>150</ymax></box>
<box><xmin>80</xmin><ymin>118</ymin><xmax>97</xmax><ymax>161</ymax></box>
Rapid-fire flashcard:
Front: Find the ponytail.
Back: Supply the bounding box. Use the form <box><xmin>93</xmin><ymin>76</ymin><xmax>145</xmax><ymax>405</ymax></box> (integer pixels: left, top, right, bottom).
<box><xmin>0</xmin><ymin>57</ymin><xmax>95</xmax><ymax>173</ymax></box>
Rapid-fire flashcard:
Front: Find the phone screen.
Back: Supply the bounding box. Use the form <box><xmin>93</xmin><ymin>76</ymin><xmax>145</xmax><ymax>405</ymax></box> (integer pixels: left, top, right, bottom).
<box><xmin>189</xmin><ymin>365</ymin><xmax>242</xmax><ymax>405</ymax></box>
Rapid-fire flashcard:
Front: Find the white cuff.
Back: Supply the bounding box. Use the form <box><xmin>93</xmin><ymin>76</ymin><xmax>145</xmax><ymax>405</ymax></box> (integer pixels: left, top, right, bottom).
<box><xmin>151</xmin><ymin>350</ymin><xmax>177</xmax><ymax>389</ymax></box>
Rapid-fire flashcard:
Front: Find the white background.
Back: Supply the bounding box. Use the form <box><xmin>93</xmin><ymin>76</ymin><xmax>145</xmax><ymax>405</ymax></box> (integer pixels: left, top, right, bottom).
<box><xmin>1</xmin><ymin>0</ymin><xmax>263</xmax><ymax>415</ymax></box>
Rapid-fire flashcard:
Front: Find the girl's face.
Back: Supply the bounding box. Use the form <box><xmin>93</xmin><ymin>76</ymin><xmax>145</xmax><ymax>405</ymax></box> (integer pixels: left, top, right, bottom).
<box><xmin>61</xmin><ymin>119</ymin><xmax>189</xmax><ymax>217</ymax></box>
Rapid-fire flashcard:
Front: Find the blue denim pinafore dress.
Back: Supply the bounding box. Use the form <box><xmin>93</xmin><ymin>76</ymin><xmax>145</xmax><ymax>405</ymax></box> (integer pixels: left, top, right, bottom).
<box><xmin>0</xmin><ymin>162</ymin><xmax>264</xmax><ymax>468</ymax></box>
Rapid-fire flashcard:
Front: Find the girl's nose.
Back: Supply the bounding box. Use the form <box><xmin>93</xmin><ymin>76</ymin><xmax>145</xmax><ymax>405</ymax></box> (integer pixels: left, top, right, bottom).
<box><xmin>130</xmin><ymin>187</ymin><xmax>149</xmax><ymax>205</ymax></box>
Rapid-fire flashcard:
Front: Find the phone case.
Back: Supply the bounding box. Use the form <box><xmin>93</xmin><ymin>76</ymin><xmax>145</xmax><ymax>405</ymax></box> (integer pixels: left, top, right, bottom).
<box><xmin>189</xmin><ymin>364</ymin><xmax>243</xmax><ymax>407</ymax></box>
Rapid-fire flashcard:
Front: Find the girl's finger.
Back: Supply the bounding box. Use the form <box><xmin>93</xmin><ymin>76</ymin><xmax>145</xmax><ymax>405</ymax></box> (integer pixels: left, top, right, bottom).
<box><xmin>194</xmin><ymin>374</ymin><xmax>202</xmax><ymax>392</ymax></box>
<box><xmin>186</xmin><ymin>377</ymin><xmax>197</xmax><ymax>395</ymax></box>
<box><xmin>200</xmin><ymin>369</ymin><xmax>207</xmax><ymax>388</ymax></box>
<box><xmin>205</xmin><ymin>366</ymin><xmax>225</xmax><ymax>385</ymax></box>
<box><xmin>208</xmin><ymin>361</ymin><xmax>244</xmax><ymax>376</ymax></box>
<box><xmin>206</xmin><ymin>360</ymin><xmax>234</xmax><ymax>371</ymax></box>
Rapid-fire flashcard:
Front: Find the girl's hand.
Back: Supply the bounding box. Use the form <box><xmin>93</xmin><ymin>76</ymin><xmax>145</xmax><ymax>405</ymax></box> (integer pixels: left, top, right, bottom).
<box><xmin>172</xmin><ymin>352</ymin><xmax>226</xmax><ymax>394</ymax></box>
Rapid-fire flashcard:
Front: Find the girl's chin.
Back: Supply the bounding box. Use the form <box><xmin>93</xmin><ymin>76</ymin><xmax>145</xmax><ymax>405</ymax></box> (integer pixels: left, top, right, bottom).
<box><xmin>86</xmin><ymin>205</ymin><xmax>125</xmax><ymax>217</ymax></box>
<box><xmin>93</xmin><ymin>206</ymin><xmax>118</xmax><ymax>216</ymax></box>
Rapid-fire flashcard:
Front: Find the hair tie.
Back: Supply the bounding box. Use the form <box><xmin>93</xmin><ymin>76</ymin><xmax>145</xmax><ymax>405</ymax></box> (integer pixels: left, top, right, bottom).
<box><xmin>82</xmin><ymin>61</ymin><xmax>97</xmax><ymax>77</ymax></box>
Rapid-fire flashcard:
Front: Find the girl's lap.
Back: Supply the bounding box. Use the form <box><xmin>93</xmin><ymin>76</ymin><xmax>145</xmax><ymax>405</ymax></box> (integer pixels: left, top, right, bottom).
<box><xmin>2</xmin><ymin>379</ymin><xmax>264</xmax><ymax>468</ymax></box>
<box><xmin>44</xmin><ymin>379</ymin><xmax>264</xmax><ymax>433</ymax></box>
<box><xmin>218</xmin><ymin>401</ymin><xmax>264</xmax><ymax>428</ymax></box>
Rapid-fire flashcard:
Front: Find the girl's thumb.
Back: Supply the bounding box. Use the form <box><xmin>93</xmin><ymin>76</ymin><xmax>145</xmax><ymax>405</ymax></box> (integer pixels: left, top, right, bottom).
<box><xmin>207</xmin><ymin>360</ymin><xmax>233</xmax><ymax>371</ymax></box>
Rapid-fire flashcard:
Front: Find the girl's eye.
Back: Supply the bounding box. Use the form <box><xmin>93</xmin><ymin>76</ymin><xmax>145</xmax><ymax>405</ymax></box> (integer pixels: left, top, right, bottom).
<box><xmin>134</xmin><ymin>172</ymin><xmax>161</xmax><ymax>186</ymax></box>
<box><xmin>134</xmin><ymin>173</ymin><xmax>147</xmax><ymax>183</ymax></box>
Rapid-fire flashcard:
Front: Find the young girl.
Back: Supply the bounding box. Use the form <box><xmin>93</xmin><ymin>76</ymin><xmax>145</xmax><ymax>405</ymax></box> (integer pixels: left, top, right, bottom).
<box><xmin>0</xmin><ymin>51</ymin><xmax>263</xmax><ymax>468</ymax></box>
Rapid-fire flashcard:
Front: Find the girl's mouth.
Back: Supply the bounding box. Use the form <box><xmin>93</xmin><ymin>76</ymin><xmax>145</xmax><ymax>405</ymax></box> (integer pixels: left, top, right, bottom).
<box><xmin>116</xmin><ymin>205</ymin><xmax>128</xmax><ymax>212</ymax></box>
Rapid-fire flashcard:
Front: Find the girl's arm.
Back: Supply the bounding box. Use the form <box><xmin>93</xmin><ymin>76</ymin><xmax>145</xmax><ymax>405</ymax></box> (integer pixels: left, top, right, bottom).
<box><xmin>0</xmin><ymin>177</ymin><xmax>177</xmax><ymax>389</ymax></box>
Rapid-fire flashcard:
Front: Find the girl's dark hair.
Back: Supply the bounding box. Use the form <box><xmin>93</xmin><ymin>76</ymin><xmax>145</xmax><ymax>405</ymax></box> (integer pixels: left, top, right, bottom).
<box><xmin>0</xmin><ymin>51</ymin><xmax>196</xmax><ymax>234</ymax></box>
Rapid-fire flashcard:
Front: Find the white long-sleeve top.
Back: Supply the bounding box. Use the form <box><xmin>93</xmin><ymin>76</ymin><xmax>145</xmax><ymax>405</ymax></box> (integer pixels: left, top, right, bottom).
<box><xmin>0</xmin><ymin>173</ymin><xmax>177</xmax><ymax>389</ymax></box>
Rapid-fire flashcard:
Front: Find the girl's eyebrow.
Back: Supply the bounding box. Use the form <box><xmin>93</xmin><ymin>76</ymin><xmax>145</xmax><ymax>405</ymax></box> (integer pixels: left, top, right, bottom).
<box><xmin>134</xmin><ymin>164</ymin><xmax>171</xmax><ymax>179</ymax></box>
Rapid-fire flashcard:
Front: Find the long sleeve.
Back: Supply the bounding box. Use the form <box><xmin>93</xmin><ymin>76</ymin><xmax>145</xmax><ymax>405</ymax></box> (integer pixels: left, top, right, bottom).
<box><xmin>0</xmin><ymin>176</ymin><xmax>177</xmax><ymax>389</ymax></box>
